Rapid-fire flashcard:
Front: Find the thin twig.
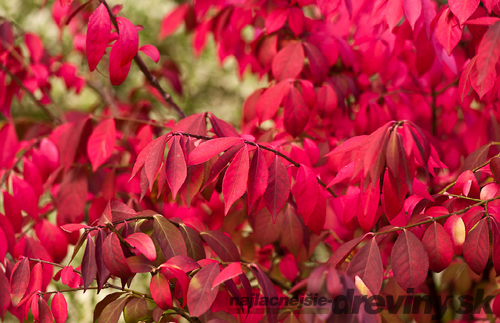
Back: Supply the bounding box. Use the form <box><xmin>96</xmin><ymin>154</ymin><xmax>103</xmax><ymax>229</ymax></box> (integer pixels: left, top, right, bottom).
<box><xmin>98</xmin><ymin>0</ymin><xmax>186</xmax><ymax>119</ymax></box>
<box><xmin>0</xmin><ymin>62</ymin><xmax>59</xmax><ymax>122</ymax></box>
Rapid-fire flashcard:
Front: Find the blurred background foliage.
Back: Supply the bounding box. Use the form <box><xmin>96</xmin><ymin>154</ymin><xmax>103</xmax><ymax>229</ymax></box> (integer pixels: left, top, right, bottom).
<box><xmin>0</xmin><ymin>0</ymin><xmax>266</xmax><ymax>321</ymax></box>
<box><xmin>0</xmin><ymin>0</ymin><xmax>266</xmax><ymax>125</ymax></box>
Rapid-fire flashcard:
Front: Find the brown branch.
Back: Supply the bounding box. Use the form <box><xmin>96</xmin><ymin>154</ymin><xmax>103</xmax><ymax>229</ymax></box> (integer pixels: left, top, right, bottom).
<box><xmin>98</xmin><ymin>0</ymin><xmax>186</xmax><ymax>119</ymax></box>
<box><xmin>0</xmin><ymin>62</ymin><xmax>60</xmax><ymax>122</ymax></box>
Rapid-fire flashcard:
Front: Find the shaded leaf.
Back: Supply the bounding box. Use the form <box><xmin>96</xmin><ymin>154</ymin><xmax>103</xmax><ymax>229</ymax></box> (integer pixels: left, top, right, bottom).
<box><xmin>391</xmin><ymin>230</ymin><xmax>429</xmax><ymax>290</ymax></box>
<box><xmin>187</xmin><ymin>262</ymin><xmax>220</xmax><ymax>317</ymax></box>
<box><xmin>153</xmin><ymin>215</ymin><xmax>187</xmax><ymax>260</ymax></box>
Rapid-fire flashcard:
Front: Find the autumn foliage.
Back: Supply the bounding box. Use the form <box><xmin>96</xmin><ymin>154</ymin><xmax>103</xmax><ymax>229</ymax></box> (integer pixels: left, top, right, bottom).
<box><xmin>4</xmin><ymin>0</ymin><xmax>500</xmax><ymax>322</ymax></box>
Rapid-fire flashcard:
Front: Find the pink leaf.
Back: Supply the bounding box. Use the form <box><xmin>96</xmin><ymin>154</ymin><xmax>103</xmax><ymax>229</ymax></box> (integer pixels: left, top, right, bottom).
<box><xmin>272</xmin><ymin>42</ymin><xmax>304</xmax><ymax>81</ymax></box>
<box><xmin>86</xmin><ymin>3</ymin><xmax>111</xmax><ymax>71</ymax></box>
<box><xmin>404</xmin><ymin>0</ymin><xmax>422</xmax><ymax>29</ymax></box>
<box><xmin>444</xmin><ymin>214</ymin><xmax>466</xmax><ymax>255</ymax></box>
<box><xmin>386</xmin><ymin>0</ymin><xmax>404</xmax><ymax>31</ymax></box>
<box><xmin>139</xmin><ymin>44</ymin><xmax>160</xmax><ymax>63</ymax></box>
<box><xmin>87</xmin><ymin>118</ymin><xmax>116</xmax><ymax>171</ymax></box>
<box><xmin>124</xmin><ymin>233</ymin><xmax>157</xmax><ymax>262</ymax></box>
<box><xmin>448</xmin><ymin>0</ymin><xmax>480</xmax><ymax>25</ymax></box>
<box><xmin>435</xmin><ymin>7</ymin><xmax>463</xmax><ymax>56</ymax></box>
<box><xmin>222</xmin><ymin>145</ymin><xmax>249</xmax><ymax>215</ymax></box>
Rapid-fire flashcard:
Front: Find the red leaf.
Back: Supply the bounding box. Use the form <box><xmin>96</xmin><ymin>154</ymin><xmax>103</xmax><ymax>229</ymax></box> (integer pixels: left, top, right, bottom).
<box><xmin>109</xmin><ymin>39</ymin><xmax>132</xmax><ymax>86</ymax></box>
<box><xmin>103</xmin><ymin>233</ymin><xmax>133</xmax><ymax>279</ymax></box>
<box><xmin>404</xmin><ymin>0</ymin><xmax>422</xmax><ymax>29</ymax></box>
<box><xmin>0</xmin><ymin>264</ymin><xmax>9</xmax><ymax>320</ymax></box>
<box><xmin>247</xmin><ymin>147</ymin><xmax>268</xmax><ymax>209</ymax></box>
<box><xmin>292</xmin><ymin>164</ymin><xmax>318</xmax><ymax>224</ymax></box>
<box><xmin>449</xmin><ymin>0</ymin><xmax>480</xmax><ymax>25</ymax></box>
<box><xmin>12</xmin><ymin>176</ymin><xmax>38</xmax><ymax>219</ymax></box>
<box><xmin>303</xmin><ymin>42</ymin><xmax>328</xmax><ymax>83</ymax></box>
<box><xmin>10</xmin><ymin>258</ymin><xmax>30</xmax><ymax>306</ymax></box>
<box><xmin>316</xmin><ymin>84</ymin><xmax>337</xmax><ymax>118</ymax></box>
<box><xmin>458</xmin><ymin>56</ymin><xmax>477</xmax><ymax>102</ymax></box>
<box><xmin>165</xmin><ymin>255</ymin><xmax>200</xmax><ymax>273</ymax></box>
<box><xmin>60</xmin><ymin>223</ymin><xmax>90</xmax><ymax>233</ymax></box>
<box><xmin>288</xmin><ymin>8</ymin><xmax>304</xmax><ymax>37</ymax></box>
<box><xmin>139</xmin><ymin>44</ymin><xmax>160</xmax><ymax>63</ymax></box>
<box><xmin>391</xmin><ymin>230</ymin><xmax>429</xmax><ymax>290</ymax></box>
<box><xmin>346</xmin><ymin>238</ymin><xmax>383</xmax><ymax>295</ymax></box>
<box><xmin>51</xmin><ymin>293</ymin><xmax>68</xmax><ymax>323</ymax></box>
<box><xmin>265</xmin><ymin>8</ymin><xmax>287</xmax><ymax>34</ymax></box>
<box><xmin>272</xmin><ymin>42</ymin><xmax>304</xmax><ymax>81</ymax></box>
<box><xmin>97</xmin><ymin>295</ymin><xmax>131</xmax><ymax>323</ymax></box>
<box><xmin>492</xmin><ymin>218</ymin><xmax>500</xmax><ymax>276</ymax></box>
<box><xmin>209</xmin><ymin>113</ymin><xmax>240</xmax><ymax>138</ymax></box>
<box><xmin>435</xmin><ymin>7</ymin><xmax>463</xmax><ymax>56</ymax></box>
<box><xmin>165</xmin><ymin>135</ymin><xmax>187</xmax><ymax>199</ymax></box>
<box><xmin>212</xmin><ymin>262</ymin><xmax>242</xmax><ymax>289</ymax></box>
<box><xmin>187</xmin><ymin>262</ymin><xmax>220</xmax><ymax>317</ymax></box>
<box><xmin>421</xmin><ymin>222</ymin><xmax>453</xmax><ymax>272</ymax></box>
<box><xmin>256</xmin><ymin>81</ymin><xmax>290</xmax><ymax>122</ymax></box>
<box><xmin>284</xmin><ymin>86</ymin><xmax>309</xmax><ymax>137</ymax></box>
<box><xmin>61</xmin><ymin>266</ymin><xmax>81</xmax><ymax>288</ymax></box>
<box><xmin>249</xmin><ymin>264</ymin><xmax>278</xmax><ymax>323</ymax></box>
<box><xmin>3</xmin><ymin>191</ymin><xmax>22</xmax><ymax>233</ymax></box>
<box><xmin>124</xmin><ymin>233</ymin><xmax>156</xmax><ymax>262</ymax></box>
<box><xmin>144</xmin><ymin>134</ymin><xmax>169</xmax><ymax>190</ymax></box>
<box><xmin>150</xmin><ymin>272</ymin><xmax>172</xmax><ymax>310</ymax></box>
<box><xmin>264</xmin><ymin>155</ymin><xmax>290</xmax><ymax>221</ymax></box>
<box><xmin>188</xmin><ymin>137</ymin><xmax>243</xmax><ymax>165</ymax></box>
<box><xmin>222</xmin><ymin>145</ymin><xmax>249</xmax><ymax>214</ymax></box>
<box><xmin>86</xmin><ymin>3</ymin><xmax>111</xmax><ymax>71</ymax></box>
<box><xmin>109</xmin><ymin>199</ymin><xmax>137</xmax><ymax>222</ymax></box>
<box><xmin>116</xmin><ymin>17</ymin><xmax>138</xmax><ymax>67</ymax></box>
<box><xmin>444</xmin><ymin>214</ymin><xmax>466</xmax><ymax>255</ymax></box>
<box><xmin>38</xmin><ymin>297</ymin><xmax>54</xmax><ymax>323</ymax></box>
<box><xmin>463</xmin><ymin>217</ymin><xmax>489</xmax><ymax>275</ymax></box>
<box><xmin>153</xmin><ymin>215</ymin><xmax>187</xmax><ymax>260</ymax></box>
<box><xmin>281</xmin><ymin>204</ymin><xmax>304</xmax><ymax>258</ymax></box>
<box><xmin>81</xmin><ymin>235</ymin><xmax>97</xmax><ymax>291</ymax></box>
<box><xmin>159</xmin><ymin>3</ymin><xmax>190</xmax><ymax>39</ymax></box>
<box><xmin>179</xmin><ymin>224</ymin><xmax>206</xmax><ymax>261</ymax></box>
<box><xmin>56</xmin><ymin>167</ymin><xmax>88</xmax><ymax>224</ymax></box>
<box><xmin>201</xmin><ymin>231</ymin><xmax>240</xmax><ymax>262</ymax></box>
<box><xmin>0</xmin><ymin>123</ymin><xmax>18</xmax><ymax>169</ymax></box>
<box><xmin>87</xmin><ymin>118</ymin><xmax>116</xmax><ymax>171</ymax></box>
<box><xmin>476</xmin><ymin>21</ymin><xmax>500</xmax><ymax>85</ymax></box>
<box><xmin>25</xmin><ymin>33</ymin><xmax>44</xmax><ymax>63</ymax></box>
<box><xmin>96</xmin><ymin>229</ymin><xmax>111</xmax><ymax>291</ymax></box>
<box><xmin>492</xmin><ymin>157</ymin><xmax>500</xmax><ymax>181</ymax></box>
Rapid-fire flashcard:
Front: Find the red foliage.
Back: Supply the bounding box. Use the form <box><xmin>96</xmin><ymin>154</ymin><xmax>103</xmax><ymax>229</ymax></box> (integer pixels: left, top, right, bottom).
<box><xmin>2</xmin><ymin>0</ymin><xmax>500</xmax><ymax>322</ymax></box>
